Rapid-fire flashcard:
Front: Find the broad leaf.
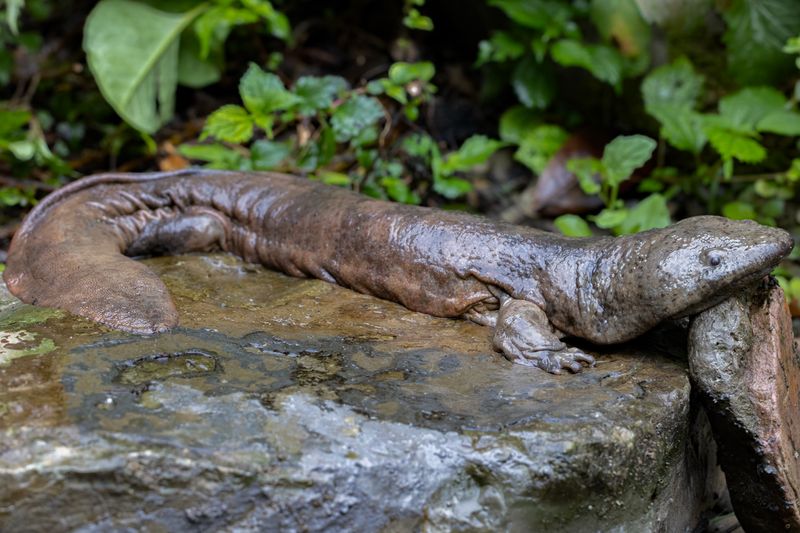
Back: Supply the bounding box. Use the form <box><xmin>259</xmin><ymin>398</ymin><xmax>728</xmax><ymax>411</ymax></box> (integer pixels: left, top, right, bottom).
<box><xmin>722</xmin><ymin>0</ymin><xmax>800</xmax><ymax>85</ymax></box>
<box><xmin>550</xmin><ymin>39</ymin><xmax>624</xmax><ymax>90</ymax></box>
<box><xmin>648</xmin><ymin>105</ymin><xmax>706</xmax><ymax>154</ymax></box>
<box><xmin>601</xmin><ymin>135</ymin><xmax>656</xmax><ymax>187</ymax></box>
<box><xmin>250</xmin><ymin>139</ymin><xmax>290</xmax><ymax>169</ymax></box>
<box><xmin>489</xmin><ymin>0</ymin><xmax>574</xmax><ymax>31</ymax></box>
<box><xmin>722</xmin><ymin>201</ymin><xmax>758</xmax><ymax>220</ymax></box>
<box><xmin>616</xmin><ymin>194</ymin><xmax>671</xmax><ymax>234</ymax></box>
<box><xmin>331</xmin><ymin>95</ymin><xmax>384</xmax><ymax>142</ymax></box>
<box><xmin>757</xmin><ymin>110</ymin><xmax>800</xmax><ymax>136</ymax></box>
<box><xmin>442</xmin><ymin>135</ymin><xmax>508</xmax><ymax>173</ymax></box>
<box><xmin>498</xmin><ymin>105</ymin><xmax>540</xmax><ymax>143</ymax></box>
<box><xmin>513</xmin><ymin>125</ymin><xmax>568</xmax><ymax>174</ymax></box>
<box><xmin>641</xmin><ymin>57</ymin><xmax>703</xmax><ymax>112</ymax></box>
<box><xmin>476</xmin><ymin>32</ymin><xmax>526</xmax><ymax>66</ymax></box>
<box><xmin>84</xmin><ymin>0</ymin><xmax>207</xmax><ymax>133</ymax></box>
<box><xmin>590</xmin><ymin>0</ymin><xmax>650</xmax><ymax>74</ymax></box>
<box><xmin>293</xmin><ymin>75</ymin><xmax>349</xmax><ymax>116</ymax></box>
<box><xmin>719</xmin><ymin>87</ymin><xmax>786</xmax><ymax>132</ymax></box>
<box><xmin>239</xmin><ymin>63</ymin><xmax>300</xmax><ymax>115</ymax></box>
<box><xmin>704</xmin><ymin>126</ymin><xmax>766</xmax><ymax>163</ymax></box>
<box><xmin>511</xmin><ymin>56</ymin><xmax>555</xmax><ymax>109</ymax></box>
<box><xmin>554</xmin><ymin>214</ymin><xmax>592</xmax><ymax>237</ymax></box>
<box><xmin>177</xmin><ymin>31</ymin><xmax>221</xmax><ymax>88</ymax></box>
<box><xmin>389</xmin><ymin>61</ymin><xmax>435</xmax><ymax>84</ymax></box>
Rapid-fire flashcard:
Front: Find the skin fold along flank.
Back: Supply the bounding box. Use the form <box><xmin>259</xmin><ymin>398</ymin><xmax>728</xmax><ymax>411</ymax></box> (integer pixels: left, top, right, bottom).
<box><xmin>3</xmin><ymin>170</ymin><xmax>794</xmax><ymax>373</ymax></box>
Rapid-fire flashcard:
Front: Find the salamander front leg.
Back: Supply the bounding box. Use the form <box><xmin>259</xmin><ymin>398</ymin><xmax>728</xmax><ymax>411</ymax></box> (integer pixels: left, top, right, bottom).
<box><xmin>493</xmin><ymin>299</ymin><xmax>595</xmax><ymax>374</ymax></box>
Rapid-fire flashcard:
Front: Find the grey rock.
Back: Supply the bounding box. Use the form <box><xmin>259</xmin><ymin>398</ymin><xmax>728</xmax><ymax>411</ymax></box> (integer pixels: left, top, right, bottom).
<box><xmin>0</xmin><ymin>254</ymin><xmax>722</xmax><ymax>531</ymax></box>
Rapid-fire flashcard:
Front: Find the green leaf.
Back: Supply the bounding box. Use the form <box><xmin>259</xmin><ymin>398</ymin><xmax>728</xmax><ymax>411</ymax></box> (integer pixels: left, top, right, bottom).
<box><xmin>331</xmin><ymin>95</ymin><xmax>384</xmax><ymax>142</ymax></box>
<box><xmin>722</xmin><ymin>201</ymin><xmax>758</xmax><ymax>220</ymax></box>
<box><xmin>616</xmin><ymin>194</ymin><xmax>671</xmax><ymax>234</ymax></box>
<box><xmin>511</xmin><ymin>56</ymin><xmax>556</xmax><ymax>109</ymax></box>
<box><xmin>476</xmin><ymin>31</ymin><xmax>526</xmax><ymax>66</ymax></box>
<box><xmin>240</xmin><ymin>63</ymin><xmax>300</xmax><ymax>115</ymax></box>
<box><xmin>83</xmin><ymin>0</ymin><xmax>206</xmax><ymax>133</ymax></box>
<box><xmin>513</xmin><ymin>125</ymin><xmax>568</xmax><ymax>174</ymax></box>
<box><xmin>388</xmin><ymin>61</ymin><xmax>435</xmax><ymax>84</ymax></box>
<box><xmin>201</xmin><ymin>105</ymin><xmax>254</xmax><ymax>143</ymax></box>
<box><xmin>647</xmin><ymin>105</ymin><xmax>706</xmax><ymax>154</ymax></box>
<box><xmin>554</xmin><ymin>214</ymin><xmax>592</xmax><ymax>237</ymax></box>
<box><xmin>0</xmin><ymin>108</ymin><xmax>30</xmax><ymax>137</ymax></box>
<box><xmin>293</xmin><ymin>75</ymin><xmax>349</xmax><ymax>116</ymax></box>
<box><xmin>250</xmin><ymin>139</ymin><xmax>290</xmax><ymax>169</ymax></box>
<box><xmin>722</xmin><ymin>0</ymin><xmax>800</xmax><ymax>85</ymax></box>
<box><xmin>592</xmin><ymin>208</ymin><xmax>628</xmax><ymax>229</ymax></box>
<box><xmin>178</xmin><ymin>142</ymin><xmax>243</xmax><ymax>168</ymax></box>
<box><xmin>442</xmin><ymin>135</ymin><xmax>508</xmax><ymax>174</ymax></box>
<box><xmin>641</xmin><ymin>57</ymin><xmax>703</xmax><ymax>112</ymax></box>
<box><xmin>316</xmin><ymin>170</ymin><xmax>351</xmax><ymax>187</ymax></box>
<box><xmin>380</xmin><ymin>177</ymin><xmax>420</xmax><ymax>204</ymax></box>
<box><xmin>433</xmin><ymin>176</ymin><xmax>473</xmax><ymax>199</ymax></box>
<box><xmin>403</xmin><ymin>8</ymin><xmax>433</xmax><ymax>31</ymax></box>
<box><xmin>757</xmin><ymin>110</ymin><xmax>800</xmax><ymax>136</ymax></box>
<box><xmin>550</xmin><ymin>39</ymin><xmax>624</xmax><ymax>90</ymax></box>
<box><xmin>601</xmin><ymin>135</ymin><xmax>656</xmax><ymax>187</ymax></box>
<box><xmin>8</xmin><ymin>140</ymin><xmax>35</xmax><ymax>161</ymax></box>
<box><xmin>5</xmin><ymin>0</ymin><xmax>23</xmax><ymax>35</ymax></box>
<box><xmin>719</xmin><ymin>87</ymin><xmax>787</xmax><ymax>132</ymax></box>
<box><xmin>177</xmin><ymin>30</ymin><xmax>221</xmax><ymax>88</ymax></box>
<box><xmin>489</xmin><ymin>0</ymin><xmax>574</xmax><ymax>31</ymax></box>
<box><xmin>566</xmin><ymin>157</ymin><xmax>603</xmax><ymax>195</ymax></box>
<box><xmin>498</xmin><ymin>105</ymin><xmax>540</xmax><ymax>143</ymax></box>
<box><xmin>241</xmin><ymin>0</ymin><xmax>291</xmax><ymax>40</ymax></box>
<box><xmin>704</xmin><ymin>126</ymin><xmax>767</xmax><ymax>164</ymax></box>
<box><xmin>590</xmin><ymin>0</ymin><xmax>650</xmax><ymax>72</ymax></box>
<box><xmin>193</xmin><ymin>5</ymin><xmax>258</xmax><ymax>60</ymax></box>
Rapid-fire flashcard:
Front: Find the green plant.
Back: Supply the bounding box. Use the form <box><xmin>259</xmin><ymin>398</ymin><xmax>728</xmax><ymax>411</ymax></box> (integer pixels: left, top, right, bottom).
<box><xmin>181</xmin><ymin>61</ymin><xmax>506</xmax><ymax>204</ymax></box>
<box><xmin>82</xmin><ymin>0</ymin><xmax>290</xmax><ymax>133</ymax></box>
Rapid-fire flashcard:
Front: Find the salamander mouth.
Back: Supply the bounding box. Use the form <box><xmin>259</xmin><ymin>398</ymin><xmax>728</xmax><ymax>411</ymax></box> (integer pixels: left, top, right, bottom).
<box><xmin>674</xmin><ymin>265</ymin><xmax>775</xmax><ymax>318</ymax></box>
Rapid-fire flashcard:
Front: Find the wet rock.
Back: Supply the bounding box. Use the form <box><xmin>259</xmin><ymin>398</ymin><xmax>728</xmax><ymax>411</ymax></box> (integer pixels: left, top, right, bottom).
<box><xmin>0</xmin><ymin>254</ymin><xmax>721</xmax><ymax>531</ymax></box>
<box><xmin>689</xmin><ymin>280</ymin><xmax>800</xmax><ymax>532</ymax></box>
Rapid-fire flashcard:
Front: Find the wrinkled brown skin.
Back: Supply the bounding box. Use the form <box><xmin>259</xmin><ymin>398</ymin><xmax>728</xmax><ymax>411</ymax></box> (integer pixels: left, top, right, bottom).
<box><xmin>3</xmin><ymin>170</ymin><xmax>795</xmax><ymax>373</ymax></box>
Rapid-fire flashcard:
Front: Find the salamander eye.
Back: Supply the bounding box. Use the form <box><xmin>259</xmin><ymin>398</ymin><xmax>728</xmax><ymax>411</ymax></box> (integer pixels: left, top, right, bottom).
<box><xmin>703</xmin><ymin>250</ymin><xmax>723</xmax><ymax>267</ymax></box>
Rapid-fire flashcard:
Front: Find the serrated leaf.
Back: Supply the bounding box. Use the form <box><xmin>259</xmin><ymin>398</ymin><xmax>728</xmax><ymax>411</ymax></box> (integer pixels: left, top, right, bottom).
<box><xmin>83</xmin><ymin>0</ymin><xmax>206</xmax><ymax>133</ymax></box>
<box><xmin>704</xmin><ymin>126</ymin><xmax>766</xmax><ymax>163</ymax></box>
<box><xmin>601</xmin><ymin>135</ymin><xmax>656</xmax><ymax>187</ymax></box>
<box><xmin>616</xmin><ymin>194</ymin><xmax>670</xmax><ymax>234</ymax></box>
<box><xmin>201</xmin><ymin>105</ymin><xmax>254</xmax><ymax>143</ymax></box>
<box><xmin>250</xmin><ymin>139</ymin><xmax>290</xmax><ymax>169</ymax></box>
<box><xmin>719</xmin><ymin>86</ymin><xmax>787</xmax><ymax>132</ymax></box>
<box><xmin>239</xmin><ymin>63</ymin><xmax>300</xmax><ymax>115</ymax></box>
<box><xmin>554</xmin><ymin>214</ymin><xmax>592</xmax><ymax>237</ymax></box>
<box><xmin>178</xmin><ymin>142</ymin><xmax>243</xmax><ymax>168</ymax></box>
<box><xmin>757</xmin><ymin>110</ymin><xmax>800</xmax><ymax>136</ymax></box>
<box><xmin>550</xmin><ymin>39</ymin><xmax>624</xmax><ymax>90</ymax></box>
<box><xmin>722</xmin><ymin>0</ymin><xmax>800</xmax><ymax>85</ymax></box>
<box><xmin>331</xmin><ymin>95</ymin><xmax>384</xmax><ymax>142</ymax></box>
<box><xmin>388</xmin><ymin>61</ymin><xmax>435</xmax><ymax>84</ymax></box>
<box><xmin>442</xmin><ymin>135</ymin><xmax>508</xmax><ymax>173</ymax></box>
<box><xmin>648</xmin><ymin>104</ymin><xmax>706</xmax><ymax>154</ymax></box>
<box><xmin>293</xmin><ymin>75</ymin><xmax>349</xmax><ymax>116</ymax></box>
<box><xmin>641</xmin><ymin>57</ymin><xmax>703</xmax><ymax>112</ymax></box>
<box><xmin>511</xmin><ymin>56</ymin><xmax>555</xmax><ymax>109</ymax></box>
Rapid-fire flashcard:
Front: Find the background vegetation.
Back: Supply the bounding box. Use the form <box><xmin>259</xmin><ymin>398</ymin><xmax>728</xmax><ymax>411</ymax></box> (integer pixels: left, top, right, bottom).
<box><xmin>1</xmin><ymin>0</ymin><xmax>800</xmax><ymax>308</ymax></box>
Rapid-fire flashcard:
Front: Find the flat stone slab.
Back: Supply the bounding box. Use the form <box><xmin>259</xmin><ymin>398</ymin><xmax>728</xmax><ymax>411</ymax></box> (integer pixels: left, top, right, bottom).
<box><xmin>0</xmin><ymin>254</ymin><xmax>717</xmax><ymax>531</ymax></box>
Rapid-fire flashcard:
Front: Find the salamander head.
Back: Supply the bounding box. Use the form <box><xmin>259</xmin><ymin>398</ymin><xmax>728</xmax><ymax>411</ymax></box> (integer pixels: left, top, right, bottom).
<box><xmin>635</xmin><ymin>215</ymin><xmax>793</xmax><ymax>319</ymax></box>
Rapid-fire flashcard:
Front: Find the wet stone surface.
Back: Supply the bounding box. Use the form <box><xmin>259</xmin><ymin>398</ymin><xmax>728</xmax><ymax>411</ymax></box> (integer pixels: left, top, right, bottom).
<box><xmin>0</xmin><ymin>254</ymin><xmax>717</xmax><ymax>531</ymax></box>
